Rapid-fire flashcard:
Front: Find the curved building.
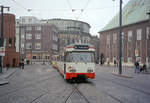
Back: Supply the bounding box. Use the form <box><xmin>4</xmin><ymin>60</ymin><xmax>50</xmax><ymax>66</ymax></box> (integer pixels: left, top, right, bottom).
<box><xmin>41</xmin><ymin>19</ymin><xmax>91</xmax><ymax>52</ymax></box>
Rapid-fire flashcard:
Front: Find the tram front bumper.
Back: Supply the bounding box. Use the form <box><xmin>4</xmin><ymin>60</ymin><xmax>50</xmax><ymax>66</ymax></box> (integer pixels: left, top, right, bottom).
<box><xmin>65</xmin><ymin>73</ymin><xmax>95</xmax><ymax>79</ymax></box>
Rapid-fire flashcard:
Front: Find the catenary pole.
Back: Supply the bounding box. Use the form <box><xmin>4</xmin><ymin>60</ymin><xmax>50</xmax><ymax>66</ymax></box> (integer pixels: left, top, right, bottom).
<box><xmin>119</xmin><ymin>0</ymin><xmax>122</xmax><ymax>74</ymax></box>
<box><xmin>0</xmin><ymin>6</ymin><xmax>10</xmax><ymax>73</ymax></box>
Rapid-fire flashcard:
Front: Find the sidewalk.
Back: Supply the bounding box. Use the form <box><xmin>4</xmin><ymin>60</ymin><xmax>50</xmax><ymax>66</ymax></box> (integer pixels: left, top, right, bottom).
<box><xmin>96</xmin><ymin>64</ymin><xmax>150</xmax><ymax>78</ymax></box>
<box><xmin>0</xmin><ymin>68</ymin><xmax>17</xmax><ymax>86</ymax></box>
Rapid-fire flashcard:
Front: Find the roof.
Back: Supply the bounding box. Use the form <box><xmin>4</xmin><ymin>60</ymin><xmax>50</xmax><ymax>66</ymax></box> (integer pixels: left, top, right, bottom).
<box><xmin>100</xmin><ymin>0</ymin><xmax>150</xmax><ymax>32</ymax></box>
<box><xmin>44</xmin><ymin>18</ymin><xmax>91</xmax><ymax>28</ymax></box>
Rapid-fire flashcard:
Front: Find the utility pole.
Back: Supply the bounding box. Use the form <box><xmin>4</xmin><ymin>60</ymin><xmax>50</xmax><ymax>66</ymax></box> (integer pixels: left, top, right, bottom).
<box><xmin>0</xmin><ymin>6</ymin><xmax>10</xmax><ymax>73</ymax></box>
<box><xmin>119</xmin><ymin>0</ymin><xmax>123</xmax><ymax>74</ymax></box>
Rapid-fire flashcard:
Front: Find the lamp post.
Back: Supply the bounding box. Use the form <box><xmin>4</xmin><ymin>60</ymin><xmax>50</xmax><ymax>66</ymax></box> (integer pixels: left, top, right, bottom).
<box><xmin>0</xmin><ymin>6</ymin><xmax>10</xmax><ymax>73</ymax></box>
<box><xmin>113</xmin><ymin>0</ymin><xmax>122</xmax><ymax>74</ymax></box>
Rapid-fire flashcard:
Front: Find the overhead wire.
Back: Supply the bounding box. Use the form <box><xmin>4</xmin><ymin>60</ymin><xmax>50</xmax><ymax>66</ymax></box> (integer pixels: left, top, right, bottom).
<box><xmin>76</xmin><ymin>0</ymin><xmax>91</xmax><ymax>20</ymax></box>
<box><xmin>11</xmin><ymin>0</ymin><xmax>34</xmax><ymax>15</ymax></box>
<box><xmin>66</xmin><ymin>0</ymin><xmax>78</xmax><ymax>19</ymax></box>
<box><xmin>65</xmin><ymin>0</ymin><xmax>91</xmax><ymax>20</ymax></box>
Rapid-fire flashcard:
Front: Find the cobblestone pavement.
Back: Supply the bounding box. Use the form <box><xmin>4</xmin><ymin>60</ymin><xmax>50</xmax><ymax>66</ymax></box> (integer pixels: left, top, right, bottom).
<box><xmin>0</xmin><ymin>64</ymin><xmax>150</xmax><ymax>103</ymax></box>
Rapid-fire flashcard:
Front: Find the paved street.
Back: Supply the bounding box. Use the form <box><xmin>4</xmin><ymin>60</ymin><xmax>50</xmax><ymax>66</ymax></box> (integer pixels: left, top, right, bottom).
<box><xmin>0</xmin><ymin>64</ymin><xmax>150</xmax><ymax>103</ymax></box>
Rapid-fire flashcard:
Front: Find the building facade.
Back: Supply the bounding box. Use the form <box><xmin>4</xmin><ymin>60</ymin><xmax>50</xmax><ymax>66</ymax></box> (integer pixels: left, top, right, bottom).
<box><xmin>0</xmin><ymin>13</ymin><xmax>20</xmax><ymax>67</ymax></box>
<box><xmin>41</xmin><ymin>19</ymin><xmax>91</xmax><ymax>53</ymax></box>
<box><xmin>18</xmin><ymin>16</ymin><xmax>39</xmax><ymax>24</ymax></box>
<box><xmin>90</xmin><ymin>35</ymin><xmax>99</xmax><ymax>63</ymax></box>
<box><xmin>18</xmin><ymin>23</ymin><xmax>58</xmax><ymax>64</ymax></box>
<box><xmin>99</xmin><ymin>0</ymin><xmax>150</xmax><ymax>67</ymax></box>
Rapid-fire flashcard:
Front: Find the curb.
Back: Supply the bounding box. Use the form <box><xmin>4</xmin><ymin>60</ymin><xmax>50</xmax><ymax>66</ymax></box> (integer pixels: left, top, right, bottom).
<box><xmin>0</xmin><ymin>78</ymin><xmax>9</xmax><ymax>86</ymax></box>
<box><xmin>0</xmin><ymin>68</ymin><xmax>17</xmax><ymax>86</ymax></box>
<box><xmin>3</xmin><ymin>69</ymin><xmax>17</xmax><ymax>79</ymax></box>
<box><xmin>111</xmin><ymin>72</ymin><xmax>134</xmax><ymax>78</ymax></box>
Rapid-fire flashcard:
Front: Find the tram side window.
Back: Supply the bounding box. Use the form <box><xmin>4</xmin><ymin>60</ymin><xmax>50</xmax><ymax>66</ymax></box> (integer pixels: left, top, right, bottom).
<box><xmin>65</xmin><ymin>53</ymin><xmax>71</xmax><ymax>62</ymax></box>
<box><xmin>61</xmin><ymin>56</ymin><xmax>64</xmax><ymax>62</ymax></box>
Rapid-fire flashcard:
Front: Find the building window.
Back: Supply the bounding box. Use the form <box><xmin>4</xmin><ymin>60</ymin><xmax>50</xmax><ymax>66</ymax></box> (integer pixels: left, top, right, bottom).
<box><xmin>137</xmin><ymin>29</ymin><xmax>142</xmax><ymax>40</ymax></box>
<box><xmin>52</xmin><ymin>35</ymin><xmax>58</xmax><ymax>41</ymax></box>
<box><xmin>107</xmin><ymin>34</ymin><xmax>110</xmax><ymax>45</ymax></box>
<box><xmin>113</xmin><ymin>33</ymin><xmax>117</xmax><ymax>44</ymax></box>
<box><xmin>16</xmin><ymin>28</ymin><xmax>19</xmax><ymax>34</ymax></box>
<box><xmin>21</xmin><ymin>35</ymin><xmax>24</xmax><ymax>39</ymax></box>
<box><xmin>35</xmin><ymin>26</ymin><xmax>41</xmax><ymax>30</ymax></box>
<box><xmin>122</xmin><ymin>32</ymin><xmax>124</xmax><ymax>40</ymax></box>
<box><xmin>28</xmin><ymin>19</ymin><xmax>32</xmax><ymax>22</ymax></box>
<box><xmin>136</xmin><ymin>57</ymin><xmax>141</xmax><ymax>63</ymax></box>
<box><xmin>127</xmin><ymin>57</ymin><xmax>132</xmax><ymax>63</ymax></box>
<box><xmin>146</xmin><ymin>27</ymin><xmax>150</xmax><ymax>39</ymax></box>
<box><xmin>8</xmin><ymin>37</ymin><xmax>12</xmax><ymax>47</ymax></box>
<box><xmin>33</xmin><ymin>56</ymin><xmax>36</xmax><ymax>59</ymax></box>
<box><xmin>22</xmin><ymin>19</ymin><xmax>25</xmax><ymax>23</ymax></box>
<box><xmin>26</xmin><ymin>27</ymin><xmax>32</xmax><ymax>30</ymax></box>
<box><xmin>26</xmin><ymin>43</ymin><xmax>32</xmax><ymax>49</ymax></box>
<box><xmin>26</xmin><ymin>33</ymin><xmax>32</xmax><ymax>39</ymax></box>
<box><xmin>21</xmin><ymin>44</ymin><xmax>24</xmax><ymax>48</ymax></box>
<box><xmin>35</xmin><ymin>33</ymin><xmax>41</xmax><ymax>39</ymax></box>
<box><xmin>35</xmin><ymin>43</ymin><xmax>41</xmax><ymax>49</ymax></box>
<box><xmin>128</xmin><ymin>31</ymin><xmax>132</xmax><ymax>42</ymax></box>
<box><xmin>52</xmin><ymin>44</ymin><xmax>58</xmax><ymax>50</ymax></box>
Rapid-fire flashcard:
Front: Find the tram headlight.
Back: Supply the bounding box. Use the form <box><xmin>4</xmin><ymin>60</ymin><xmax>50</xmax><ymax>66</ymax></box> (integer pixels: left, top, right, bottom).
<box><xmin>87</xmin><ymin>67</ymin><xmax>93</xmax><ymax>73</ymax></box>
<box><xmin>68</xmin><ymin>67</ymin><xmax>76</xmax><ymax>73</ymax></box>
<box><xmin>69</xmin><ymin>69</ymin><xmax>76</xmax><ymax>73</ymax></box>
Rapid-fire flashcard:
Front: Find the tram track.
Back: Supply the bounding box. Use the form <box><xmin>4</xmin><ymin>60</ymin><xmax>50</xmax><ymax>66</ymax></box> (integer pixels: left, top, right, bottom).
<box><xmin>0</xmin><ymin>73</ymin><xmax>57</xmax><ymax>98</ymax></box>
<box><xmin>105</xmin><ymin>75</ymin><xmax>150</xmax><ymax>96</ymax></box>
<box><xmin>93</xmin><ymin>74</ymin><xmax>150</xmax><ymax>103</ymax></box>
<box><xmin>64</xmin><ymin>83</ymin><xmax>90</xmax><ymax>103</ymax></box>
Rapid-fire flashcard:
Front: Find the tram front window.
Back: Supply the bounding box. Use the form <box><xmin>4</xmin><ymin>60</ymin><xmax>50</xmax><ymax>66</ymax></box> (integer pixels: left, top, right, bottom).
<box><xmin>65</xmin><ymin>52</ymin><xmax>95</xmax><ymax>62</ymax></box>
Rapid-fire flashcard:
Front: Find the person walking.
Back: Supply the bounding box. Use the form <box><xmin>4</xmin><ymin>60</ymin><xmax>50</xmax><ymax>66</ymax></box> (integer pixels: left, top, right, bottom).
<box><xmin>20</xmin><ymin>59</ymin><xmax>24</xmax><ymax>70</ymax></box>
<box><xmin>22</xmin><ymin>60</ymin><xmax>24</xmax><ymax>69</ymax></box>
<box><xmin>135</xmin><ymin>61</ymin><xmax>139</xmax><ymax>73</ymax></box>
<box><xmin>6</xmin><ymin>63</ymin><xmax>10</xmax><ymax>70</ymax></box>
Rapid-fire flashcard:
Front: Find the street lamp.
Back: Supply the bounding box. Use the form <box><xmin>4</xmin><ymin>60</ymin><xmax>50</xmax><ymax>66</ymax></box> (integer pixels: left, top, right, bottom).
<box><xmin>113</xmin><ymin>0</ymin><xmax>123</xmax><ymax>74</ymax></box>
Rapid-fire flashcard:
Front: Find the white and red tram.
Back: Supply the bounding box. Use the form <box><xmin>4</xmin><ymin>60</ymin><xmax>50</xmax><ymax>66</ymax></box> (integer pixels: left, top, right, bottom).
<box><xmin>54</xmin><ymin>44</ymin><xmax>95</xmax><ymax>80</ymax></box>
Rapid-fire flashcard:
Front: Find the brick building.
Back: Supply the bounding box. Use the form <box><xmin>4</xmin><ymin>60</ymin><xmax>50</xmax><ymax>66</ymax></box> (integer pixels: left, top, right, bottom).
<box><xmin>90</xmin><ymin>35</ymin><xmax>99</xmax><ymax>63</ymax></box>
<box><xmin>0</xmin><ymin>13</ymin><xmax>20</xmax><ymax>67</ymax></box>
<box><xmin>18</xmin><ymin>23</ymin><xmax>58</xmax><ymax>64</ymax></box>
<box><xmin>99</xmin><ymin>0</ymin><xmax>150</xmax><ymax>66</ymax></box>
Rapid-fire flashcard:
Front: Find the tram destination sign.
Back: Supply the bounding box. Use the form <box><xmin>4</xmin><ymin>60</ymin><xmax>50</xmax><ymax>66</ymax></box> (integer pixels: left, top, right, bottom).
<box><xmin>74</xmin><ymin>45</ymin><xmax>89</xmax><ymax>49</ymax></box>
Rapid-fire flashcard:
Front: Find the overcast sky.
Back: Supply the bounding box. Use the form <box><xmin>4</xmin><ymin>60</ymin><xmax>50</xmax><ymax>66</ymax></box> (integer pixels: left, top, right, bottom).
<box><xmin>0</xmin><ymin>0</ymin><xmax>130</xmax><ymax>36</ymax></box>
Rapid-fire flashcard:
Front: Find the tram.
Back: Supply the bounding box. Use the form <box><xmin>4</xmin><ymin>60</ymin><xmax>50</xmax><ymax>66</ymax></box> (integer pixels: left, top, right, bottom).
<box><xmin>52</xmin><ymin>44</ymin><xmax>96</xmax><ymax>80</ymax></box>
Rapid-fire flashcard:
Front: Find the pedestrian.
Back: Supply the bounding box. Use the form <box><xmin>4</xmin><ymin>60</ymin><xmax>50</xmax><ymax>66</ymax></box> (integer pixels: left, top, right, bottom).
<box><xmin>19</xmin><ymin>62</ymin><xmax>22</xmax><ymax>69</ymax></box>
<box><xmin>135</xmin><ymin>61</ymin><xmax>140</xmax><ymax>73</ymax></box>
<box><xmin>116</xmin><ymin>60</ymin><xmax>119</xmax><ymax>67</ymax></box>
<box><xmin>100</xmin><ymin>59</ymin><xmax>103</xmax><ymax>65</ymax></box>
<box><xmin>140</xmin><ymin>64</ymin><xmax>147</xmax><ymax>72</ymax></box>
<box><xmin>21</xmin><ymin>59</ymin><xmax>24</xmax><ymax>69</ymax></box>
<box><xmin>6</xmin><ymin>63</ymin><xmax>10</xmax><ymax>70</ymax></box>
<box><xmin>22</xmin><ymin>61</ymin><xmax>24</xmax><ymax>69</ymax></box>
<box><xmin>114</xmin><ymin>60</ymin><xmax>116</xmax><ymax>66</ymax></box>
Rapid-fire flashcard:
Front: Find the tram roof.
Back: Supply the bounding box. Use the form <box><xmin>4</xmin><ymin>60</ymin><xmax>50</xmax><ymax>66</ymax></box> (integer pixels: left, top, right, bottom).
<box><xmin>66</xmin><ymin>43</ymin><xmax>94</xmax><ymax>47</ymax></box>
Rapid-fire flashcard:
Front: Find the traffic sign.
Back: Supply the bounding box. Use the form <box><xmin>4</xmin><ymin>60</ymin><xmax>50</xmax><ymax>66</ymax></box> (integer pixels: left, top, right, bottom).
<box><xmin>0</xmin><ymin>47</ymin><xmax>5</xmax><ymax>56</ymax></box>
